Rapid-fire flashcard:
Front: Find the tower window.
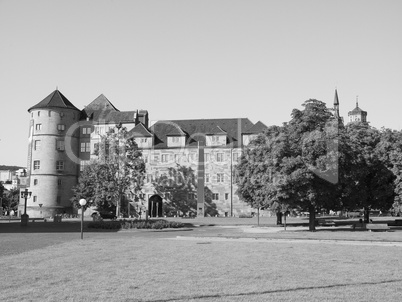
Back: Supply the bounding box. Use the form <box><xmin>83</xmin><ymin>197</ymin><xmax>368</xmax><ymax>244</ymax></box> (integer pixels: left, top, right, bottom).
<box><xmin>82</xmin><ymin>127</ymin><xmax>92</xmax><ymax>134</ymax></box>
<box><xmin>80</xmin><ymin>142</ymin><xmax>90</xmax><ymax>152</ymax></box>
<box><xmin>56</xmin><ymin>161</ymin><xmax>64</xmax><ymax>171</ymax></box>
<box><xmin>34</xmin><ymin>140</ymin><xmax>41</xmax><ymax>150</ymax></box>
<box><xmin>57</xmin><ymin>179</ymin><xmax>62</xmax><ymax>186</ymax></box>
<box><xmin>38</xmin><ymin>111</ymin><xmax>40</xmax><ymax>117</ymax></box>
<box><xmin>57</xmin><ymin>124</ymin><xmax>65</xmax><ymax>131</ymax></box>
<box><xmin>35</xmin><ymin>124</ymin><xmax>42</xmax><ymax>131</ymax></box>
<box><xmin>56</xmin><ymin>140</ymin><xmax>65</xmax><ymax>151</ymax></box>
<box><xmin>212</xmin><ymin>193</ymin><xmax>219</xmax><ymax>200</ymax></box>
<box><xmin>56</xmin><ymin>196</ymin><xmax>61</xmax><ymax>204</ymax></box>
<box><xmin>33</xmin><ymin>160</ymin><xmax>40</xmax><ymax>170</ymax></box>
<box><xmin>48</xmin><ymin>110</ymin><xmax>51</xmax><ymax>117</ymax></box>
<box><xmin>34</xmin><ymin>179</ymin><xmax>38</xmax><ymax>185</ymax></box>
<box><xmin>33</xmin><ymin>196</ymin><xmax>37</xmax><ymax>202</ymax></box>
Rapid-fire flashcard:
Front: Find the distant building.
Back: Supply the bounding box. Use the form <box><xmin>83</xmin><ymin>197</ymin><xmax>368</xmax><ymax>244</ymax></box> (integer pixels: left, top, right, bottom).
<box><xmin>348</xmin><ymin>97</ymin><xmax>368</xmax><ymax>124</ymax></box>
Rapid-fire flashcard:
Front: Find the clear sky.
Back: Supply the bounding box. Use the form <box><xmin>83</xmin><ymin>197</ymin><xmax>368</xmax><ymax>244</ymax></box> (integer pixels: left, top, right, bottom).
<box><xmin>0</xmin><ymin>0</ymin><xmax>401</xmax><ymax>167</ymax></box>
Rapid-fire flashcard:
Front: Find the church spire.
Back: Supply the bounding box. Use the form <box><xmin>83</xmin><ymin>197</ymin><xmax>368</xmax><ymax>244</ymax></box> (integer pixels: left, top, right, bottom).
<box><xmin>334</xmin><ymin>89</ymin><xmax>340</xmax><ymax>118</ymax></box>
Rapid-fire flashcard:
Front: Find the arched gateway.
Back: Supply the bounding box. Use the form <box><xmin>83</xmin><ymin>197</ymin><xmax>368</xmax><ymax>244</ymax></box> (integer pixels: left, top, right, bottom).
<box><xmin>148</xmin><ymin>195</ymin><xmax>163</xmax><ymax>218</ymax></box>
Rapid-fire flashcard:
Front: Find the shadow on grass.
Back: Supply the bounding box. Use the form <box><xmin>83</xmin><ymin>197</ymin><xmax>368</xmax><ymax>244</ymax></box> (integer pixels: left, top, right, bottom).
<box><xmin>0</xmin><ymin>221</ymin><xmax>120</xmax><ymax>233</ymax></box>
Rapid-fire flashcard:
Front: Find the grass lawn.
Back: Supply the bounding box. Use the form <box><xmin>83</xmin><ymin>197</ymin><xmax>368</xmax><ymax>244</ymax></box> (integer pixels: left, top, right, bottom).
<box><xmin>1</xmin><ymin>220</ymin><xmax>402</xmax><ymax>301</ymax></box>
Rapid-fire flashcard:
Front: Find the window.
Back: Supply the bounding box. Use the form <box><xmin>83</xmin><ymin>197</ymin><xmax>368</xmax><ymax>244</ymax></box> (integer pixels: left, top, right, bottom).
<box><xmin>38</xmin><ymin>111</ymin><xmax>40</xmax><ymax>117</ymax></box>
<box><xmin>216</xmin><ymin>153</ymin><xmax>224</xmax><ymax>162</ymax></box>
<box><xmin>34</xmin><ymin>140</ymin><xmax>41</xmax><ymax>150</ymax></box>
<box><xmin>48</xmin><ymin>110</ymin><xmax>51</xmax><ymax>117</ymax></box>
<box><xmin>57</xmin><ymin>179</ymin><xmax>62</xmax><ymax>186</ymax></box>
<box><xmin>225</xmin><ymin>193</ymin><xmax>229</xmax><ymax>200</ymax></box>
<box><xmin>172</xmin><ymin>136</ymin><xmax>179</xmax><ymax>143</ymax></box>
<box><xmin>161</xmin><ymin>154</ymin><xmax>169</xmax><ymax>163</ymax></box>
<box><xmin>141</xmin><ymin>138</ymin><xmax>148</xmax><ymax>143</ymax></box>
<box><xmin>153</xmin><ymin>155</ymin><xmax>159</xmax><ymax>162</ymax></box>
<box><xmin>205</xmin><ymin>153</ymin><xmax>210</xmax><ymax>162</ymax></box>
<box><xmin>212</xmin><ymin>193</ymin><xmax>219</xmax><ymax>200</ymax></box>
<box><xmin>56</xmin><ymin>161</ymin><xmax>64</xmax><ymax>171</ymax></box>
<box><xmin>56</xmin><ymin>196</ymin><xmax>61</xmax><ymax>204</ymax></box>
<box><xmin>80</xmin><ymin>160</ymin><xmax>89</xmax><ymax>172</ymax></box>
<box><xmin>82</xmin><ymin>127</ymin><xmax>91</xmax><ymax>134</ymax></box>
<box><xmin>33</xmin><ymin>160</ymin><xmax>40</xmax><ymax>170</ymax></box>
<box><xmin>35</xmin><ymin>124</ymin><xmax>42</xmax><ymax>131</ymax></box>
<box><xmin>80</xmin><ymin>142</ymin><xmax>90</xmax><ymax>152</ymax></box>
<box><xmin>56</xmin><ymin>140</ymin><xmax>65</xmax><ymax>151</ymax></box>
<box><xmin>233</xmin><ymin>153</ymin><xmax>239</xmax><ymax>161</ymax></box>
<box><xmin>33</xmin><ymin>196</ymin><xmax>37</xmax><ymax>202</ymax></box>
<box><xmin>57</xmin><ymin>124</ymin><xmax>65</xmax><ymax>131</ymax></box>
<box><xmin>217</xmin><ymin>173</ymin><xmax>224</xmax><ymax>183</ymax></box>
<box><xmin>34</xmin><ymin>179</ymin><xmax>38</xmax><ymax>185</ymax></box>
<box><xmin>205</xmin><ymin>173</ymin><xmax>210</xmax><ymax>183</ymax></box>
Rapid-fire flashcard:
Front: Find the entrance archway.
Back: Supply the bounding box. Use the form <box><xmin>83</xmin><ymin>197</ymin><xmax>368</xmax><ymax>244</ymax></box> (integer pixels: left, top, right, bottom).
<box><xmin>148</xmin><ymin>195</ymin><xmax>163</xmax><ymax>218</ymax></box>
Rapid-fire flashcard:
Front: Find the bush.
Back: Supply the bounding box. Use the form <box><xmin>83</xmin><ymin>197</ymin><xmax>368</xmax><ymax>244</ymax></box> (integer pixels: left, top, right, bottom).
<box><xmin>87</xmin><ymin>219</ymin><xmax>185</xmax><ymax>230</ymax></box>
<box><xmin>239</xmin><ymin>214</ymin><xmax>253</xmax><ymax>218</ymax></box>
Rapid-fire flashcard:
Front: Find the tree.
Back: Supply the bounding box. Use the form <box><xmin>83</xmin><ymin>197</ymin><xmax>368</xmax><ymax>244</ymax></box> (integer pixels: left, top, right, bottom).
<box><xmin>152</xmin><ymin>165</ymin><xmax>219</xmax><ymax>217</ymax></box>
<box><xmin>345</xmin><ymin>123</ymin><xmax>396</xmax><ymax>222</ymax></box>
<box><xmin>71</xmin><ymin>126</ymin><xmax>146</xmax><ymax>216</ymax></box>
<box><xmin>236</xmin><ymin>99</ymin><xmax>356</xmax><ymax>231</ymax></box>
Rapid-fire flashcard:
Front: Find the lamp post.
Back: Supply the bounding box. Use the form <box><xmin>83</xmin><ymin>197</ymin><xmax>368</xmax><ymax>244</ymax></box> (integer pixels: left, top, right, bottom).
<box><xmin>20</xmin><ymin>188</ymin><xmax>32</xmax><ymax>226</ymax></box>
<box><xmin>79</xmin><ymin>199</ymin><xmax>87</xmax><ymax>239</ymax></box>
<box><xmin>115</xmin><ymin>122</ymin><xmax>122</xmax><ymax>218</ymax></box>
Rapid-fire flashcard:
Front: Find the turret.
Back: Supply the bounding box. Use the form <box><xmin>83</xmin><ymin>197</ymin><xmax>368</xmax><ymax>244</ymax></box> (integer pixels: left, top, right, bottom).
<box><xmin>24</xmin><ymin>90</ymin><xmax>81</xmax><ymax>217</ymax></box>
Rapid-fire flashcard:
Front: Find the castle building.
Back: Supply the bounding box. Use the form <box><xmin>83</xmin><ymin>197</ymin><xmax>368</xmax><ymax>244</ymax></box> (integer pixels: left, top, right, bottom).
<box><xmin>22</xmin><ymin>90</ymin><xmax>267</xmax><ymax>217</ymax></box>
<box><xmin>22</xmin><ymin>89</ymin><xmax>367</xmax><ymax>218</ymax></box>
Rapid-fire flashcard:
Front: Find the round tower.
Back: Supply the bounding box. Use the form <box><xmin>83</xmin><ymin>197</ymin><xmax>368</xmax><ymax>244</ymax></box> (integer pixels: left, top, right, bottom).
<box><xmin>23</xmin><ymin>90</ymin><xmax>81</xmax><ymax>218</ymax></box>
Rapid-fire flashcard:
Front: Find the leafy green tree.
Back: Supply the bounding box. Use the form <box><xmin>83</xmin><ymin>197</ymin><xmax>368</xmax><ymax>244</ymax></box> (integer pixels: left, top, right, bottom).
<box><xmin>71</xmin><ymin>126</ymin><xmax>146</xmax><ymax>215</ymax></box>
<box><xmin>152</xmin><ymin>165</ymin><xmax>218</xmax><ymax>217</ymax></box>
<box><xmin>236</xmin><ymin>99</ymin><xmax>359</xmax><ymax>231</ymax></box>
<box><xmin>345</xmin><ymin>123</ymin><xmax>396</xmax><ymax>222</ymax></box>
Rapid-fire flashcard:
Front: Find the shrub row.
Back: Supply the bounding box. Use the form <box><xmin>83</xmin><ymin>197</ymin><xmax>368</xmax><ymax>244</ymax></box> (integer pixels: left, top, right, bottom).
<box><xmin>87</xmin><ymin>219</ymin><xmax>185</xmax><ymax>230</ymax></box>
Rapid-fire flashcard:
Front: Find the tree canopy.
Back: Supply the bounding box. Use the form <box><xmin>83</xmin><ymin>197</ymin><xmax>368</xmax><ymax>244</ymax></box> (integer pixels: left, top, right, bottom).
<box><xmin>71</xmin><ymin>126</ymin><xmax>146</xmax><ymax>216</ymax></box>
<box><xmin>236</xmin><ymin>99</ymin><xmax>398</xmax><ymax>230</ymax></box>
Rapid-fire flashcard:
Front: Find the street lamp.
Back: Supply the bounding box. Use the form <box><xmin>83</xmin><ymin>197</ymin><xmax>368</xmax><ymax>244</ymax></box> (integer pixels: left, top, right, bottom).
<box><xmin>20</xmin><ymin>188</ymin><xmax>32</xmax><ymax>226</ymax></box>
<box><xmin>79</xmin><ymin>198</ymin><xmax>87</xmax><ymax>239</ymax></box>
<box><xmin>115</xmin><ymin>122</ymin><xmax>122</xmax><ymax>218</ymax></box>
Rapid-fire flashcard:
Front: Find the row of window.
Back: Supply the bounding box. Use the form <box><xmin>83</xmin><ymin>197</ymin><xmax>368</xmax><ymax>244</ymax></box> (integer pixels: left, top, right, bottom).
<box><xmin>32</xmin><ymin>110</ymin><xmax>75</xmax><ymax>119</ymax></box>
<box><xmin>33</xmin><ymin>178</ymin><xmax>63</xmax><ymax>186</ymax></box>
<box><xmin>34</xmin><ymin>124</ymin><xmax>66</xmax><ymax>131</ymax></box>
<box><xmin>33</xmin><ymin>160</ymin><xmax>65</xmax><ymax>171</ymax></box>
<box><xmin>162</xmin><ymin>192</ymin><xmax>229</xmax><ymax>201</ymax></box>
<box><xmin>28</xmin><ymin>195</ymin><xmax>62</xmax><ymax>204</ymax></box>
<box><xmin>150</xmin><ymin>152</ymin><xmax>239</xmax><ymax>164</ymax></box>
<box><xmin>33</xmin><ymin>139</ymin><xmax>65</xmax><ymax>151</ymax></box>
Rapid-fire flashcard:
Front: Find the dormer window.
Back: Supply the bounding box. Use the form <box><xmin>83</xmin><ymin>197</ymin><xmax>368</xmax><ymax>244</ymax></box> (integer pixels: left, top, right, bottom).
<box><xmin>206</xmin><ymin>134</ymin><xmax>227</xmax><ymax>146</ymax></box>
<box><xmin>167</xmin><ymin>136</ymin><xmax>185</xmax><ymax>148</ymax></box>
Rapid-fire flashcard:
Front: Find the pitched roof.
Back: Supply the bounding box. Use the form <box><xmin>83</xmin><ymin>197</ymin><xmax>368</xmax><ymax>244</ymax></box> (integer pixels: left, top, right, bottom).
<box><xmin>206</xmin><ymin>126</ymin><xmax>227</xmax><ymax>135</ymax></box>
<box><xmin>28</xmin><ymin>90</ymin><xmax>79</xmax><ymax>111</ymax></box>
<box><xmin>82</xmin><ymin>94</ymin><xmax>136</xmax><ymax>123</ymax></box>
<box><xmin>243</xmin><ymin>121</ymin><xmax>268</xmax><ymax>134</ymax></box>
<box><xmin>150</xmin><ymin>118</ymin><xmax>254</xmax><ymax>148</ymax></box>
<box><xmin>128</xmin><ymin>123</ymin><xmax>153</xmax><ymax>137</ymax></box>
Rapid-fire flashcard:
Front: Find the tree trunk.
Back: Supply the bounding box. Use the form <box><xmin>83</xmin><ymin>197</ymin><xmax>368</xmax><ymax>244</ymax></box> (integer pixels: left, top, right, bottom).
<box><xmin>276</xmin><ymin>212</ymin><xmax>283</xmax><ymax>225</ymax></box>
<box><xmin>309</xmin><ymin>205</ymin><xmax>316</xmax><ymax>231</ymax></box>
<box><xmin>363</xmin><ymin>207</ymin><xmax>370</xmax><ymax>223</ymax></box>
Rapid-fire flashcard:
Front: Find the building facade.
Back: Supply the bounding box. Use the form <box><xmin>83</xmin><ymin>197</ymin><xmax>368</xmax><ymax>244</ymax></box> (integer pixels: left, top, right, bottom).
<box><xmin>23</xmin><ymin>89</ymin><xmax>365</xmax><ymax>218</ymax></box>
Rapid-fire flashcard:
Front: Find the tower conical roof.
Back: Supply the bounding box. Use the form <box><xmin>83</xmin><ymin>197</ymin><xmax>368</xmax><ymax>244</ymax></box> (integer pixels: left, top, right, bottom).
<box><xmin>28</xmin><ymin>90</ymin><xmax>79</xmax><ymax>112</ymax></box>
<box><xmin>334</xmin><ymin>89</ymin><xmax>339</xmax><ymax>105</ymax></box>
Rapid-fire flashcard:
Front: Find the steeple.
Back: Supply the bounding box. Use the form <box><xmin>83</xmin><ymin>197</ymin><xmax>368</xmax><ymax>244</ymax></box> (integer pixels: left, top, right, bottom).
<box><xmin>333</xmin><ymin>89</ymin><xmax>340</xmax><ymax>118</ymax></box>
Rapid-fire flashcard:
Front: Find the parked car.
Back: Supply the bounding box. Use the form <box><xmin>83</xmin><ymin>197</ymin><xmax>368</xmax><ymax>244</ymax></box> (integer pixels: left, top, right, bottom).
<box><xmin>91</xmin><ymin>211</ymin><xmax>116</xmax><ymax>220</ymax></box>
